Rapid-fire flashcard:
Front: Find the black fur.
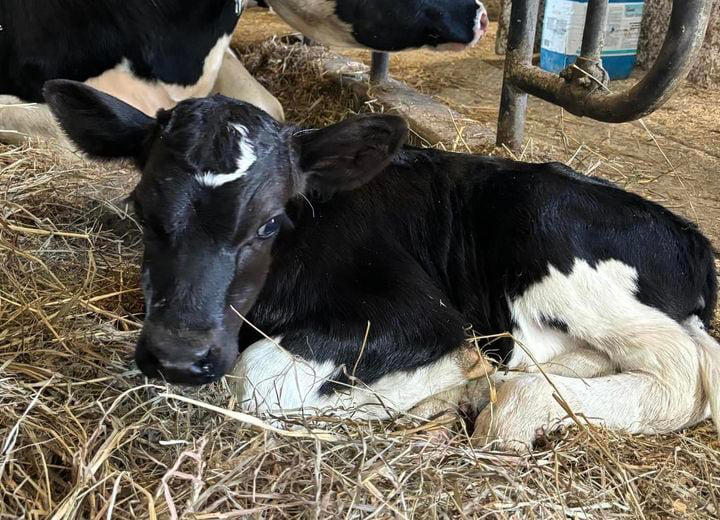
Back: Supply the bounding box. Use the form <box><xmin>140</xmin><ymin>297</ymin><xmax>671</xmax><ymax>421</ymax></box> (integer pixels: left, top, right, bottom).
<box><xmin>334</xmin><ymin>0</ymin><xmax>481</xmax><ymax>51</ymax></box>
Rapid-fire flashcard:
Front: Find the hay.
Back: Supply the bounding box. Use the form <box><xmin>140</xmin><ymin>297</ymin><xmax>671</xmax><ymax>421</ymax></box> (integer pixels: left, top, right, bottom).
<box><xmin>2</xmin><ymin>39</ymin><xmax>720</xmax><ymax>519</ymax></box>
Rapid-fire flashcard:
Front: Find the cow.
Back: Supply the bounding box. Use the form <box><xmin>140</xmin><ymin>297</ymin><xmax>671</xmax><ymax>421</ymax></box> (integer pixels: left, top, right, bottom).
<box><xmin>264</xmin><ymin>0</ymin><xmax>489</xmax><ymax>52</ymax></box>
<box><xmin>0</xmin><ymin>0</ymin><xmax>488</xmax><ymax>148</ymax></box>
<box><xmin>43</xmin><ymin>80</ymin><xmax>720</xmax><ymax>450</ymax></box>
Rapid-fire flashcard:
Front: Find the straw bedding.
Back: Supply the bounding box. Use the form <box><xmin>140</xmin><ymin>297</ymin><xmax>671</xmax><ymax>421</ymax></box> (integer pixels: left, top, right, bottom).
<box><xmin>1</xmin><ymin>39</ymin><xmax>719</xmax><ymax>519</ymax></box>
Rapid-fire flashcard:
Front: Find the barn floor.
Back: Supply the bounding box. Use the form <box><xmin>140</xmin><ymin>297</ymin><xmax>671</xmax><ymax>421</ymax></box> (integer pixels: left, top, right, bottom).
<box><xmin>1</xmin><ymin>8</ymin><xmax>719</xmax><ymax>520</ymax></box>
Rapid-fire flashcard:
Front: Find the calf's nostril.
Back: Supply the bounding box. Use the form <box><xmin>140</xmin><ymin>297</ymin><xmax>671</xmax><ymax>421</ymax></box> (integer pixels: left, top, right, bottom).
<box><xmin>196</xmin><ymin>349</ymin><xmax>214</xmax><ymax>374</ymax></box>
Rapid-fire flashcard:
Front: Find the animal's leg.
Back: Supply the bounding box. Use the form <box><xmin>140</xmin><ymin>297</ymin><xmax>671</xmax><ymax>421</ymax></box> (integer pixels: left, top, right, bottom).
<box><xmin>234</xmin><ymin>338</ymin><xmax>494</xmax><ymax>421</ymax></box>
<box><xmin>474</xmin><ymin>259</ymin><xmax>713</xmax><ymax>450</ymax></box>
<box><xmin>408</xmin><ymin>347</ymin><xmax>495</xmax><ymax>420</ymax></box>
<box><xmin>414</xmin><ymin>335</ymin><xmax>615</xmax><ymax>423</ymax></box>
<box><xmin>527</xmin><ymin>347</ymin><xmax>616</xmax><ymax>378</ymax></box>
<box><xmin>212</xmin><ymin>48</ymin><xmax>285</xmax><ymax>121</ymax></box>
<box><xmin>0</xmin><ymin>96</ymin><xmax>72</xmax><ymax>149</ymax></box>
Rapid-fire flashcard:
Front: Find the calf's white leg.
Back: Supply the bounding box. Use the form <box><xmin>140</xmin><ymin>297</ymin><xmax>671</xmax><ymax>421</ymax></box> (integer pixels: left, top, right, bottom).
<box><xmin>232</xmin><ymin>337</ymin><xmax>492</xmax><ymax>421</ymax></box>
<box><xmin>474</xmin><ymin>258</ymin><xmax>715</xmax><ymax>449</ymax></box>
<box><xmin>526</xmin><ymin>347</ymin><xmax>617</xmax><ymax>378</ymax></box>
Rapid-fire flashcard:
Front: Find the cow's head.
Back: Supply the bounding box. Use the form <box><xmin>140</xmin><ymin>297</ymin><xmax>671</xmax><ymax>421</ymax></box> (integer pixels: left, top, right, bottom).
<box><xmin>266</xmin><ymin>0</ymin><xmax>489</xmax><ymax>52</ymax></box>
<box><xmin>44</xmin><ymin>80</ymin><xmax>407</xmax><ymax>385</ymax></box>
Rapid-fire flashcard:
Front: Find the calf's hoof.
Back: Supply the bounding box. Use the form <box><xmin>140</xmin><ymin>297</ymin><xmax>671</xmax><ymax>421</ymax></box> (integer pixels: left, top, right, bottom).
<box><xmin>470</xmin><ymin>376</ymin><xmax>561</xmax><ymax>452</ymax></box>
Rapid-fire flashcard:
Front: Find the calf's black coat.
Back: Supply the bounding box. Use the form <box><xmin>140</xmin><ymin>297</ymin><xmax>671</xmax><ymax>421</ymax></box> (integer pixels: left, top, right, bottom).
<box><xmin>238</xmin><ymin>149</ymin><xmax>717</xmax><ymax>391</ymax></box>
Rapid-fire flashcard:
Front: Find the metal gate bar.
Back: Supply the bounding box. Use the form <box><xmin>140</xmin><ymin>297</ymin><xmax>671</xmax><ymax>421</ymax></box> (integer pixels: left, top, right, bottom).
<box><xmin>370</xmin><ymin>52</ymin><xmax>390</xmax><ymax>84</ymax></box>
<box><xmin>497</xmin><ymin>0</ymin><xmax>713</xmax><ymax>151</ymax></box>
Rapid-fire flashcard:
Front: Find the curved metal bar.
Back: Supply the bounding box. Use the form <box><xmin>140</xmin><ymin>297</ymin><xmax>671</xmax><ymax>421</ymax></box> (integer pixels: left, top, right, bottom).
<box><xmin>498</xmin><ymin>0</ymin><xmax>713</xmax><ymax>148</ymax></box>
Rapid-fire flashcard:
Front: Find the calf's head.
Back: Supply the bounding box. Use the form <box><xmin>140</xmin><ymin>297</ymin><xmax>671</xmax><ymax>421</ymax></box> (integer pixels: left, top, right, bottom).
<box><xmin>267</xmin><ymin>0</ymin><xmax>489</xmax><ymax>51</ymax></box>
<box><xmin>44</xmin><ymin>80</ymin><xmax>407</xmax><ymax>385</ymax></box>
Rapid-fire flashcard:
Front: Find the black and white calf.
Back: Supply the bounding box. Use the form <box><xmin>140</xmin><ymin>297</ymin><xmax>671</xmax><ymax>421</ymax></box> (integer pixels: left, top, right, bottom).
<box><xmin>0</xmin><ymin>0</ymin><xmax>487</xmax><ymax>147</ymax></box>
<box><xmin>44</xmin><ymin>80</ymin><xmax>720</xmax><ymax>449</ymax></box>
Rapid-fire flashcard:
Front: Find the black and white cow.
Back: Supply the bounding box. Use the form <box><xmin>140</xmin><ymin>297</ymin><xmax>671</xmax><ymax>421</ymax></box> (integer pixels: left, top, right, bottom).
<box><xmin>265</xmin><ymin>0</ymin><xmax>489</xmax><ymax>51</ymax></box>
<box><xmin>44</xmin><ymin>80</ymin><xmax>720</xmax><ymax>449</ymax></box>
<box><xmin>0</xmin><ymin>0</ymin><xmax>488</xmax><ymax>147</ymax></box>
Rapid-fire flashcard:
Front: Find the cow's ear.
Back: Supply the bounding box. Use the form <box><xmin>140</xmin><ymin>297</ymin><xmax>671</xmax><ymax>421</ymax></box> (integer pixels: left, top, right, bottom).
<box><xmin>293</xmin><ymin>114</ymin><xmax>408</xmax><ymax>197</ymax></box>
<box><xmin>43</xmin><ymin>79</ymin><xmax>154</xmax><ymax>160</ymax></box>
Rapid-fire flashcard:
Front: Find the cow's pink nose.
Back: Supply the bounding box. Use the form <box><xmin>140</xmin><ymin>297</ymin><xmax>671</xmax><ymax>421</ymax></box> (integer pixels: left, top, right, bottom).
<box><xmin>470</xmin><ymin>7</ymin><xmax>489</xmax><ymax>46</ymax></box>
<box><xmin>479</xmin><ymin>12</ymin><xmax>489</xmax><ymax>36</ymax></box>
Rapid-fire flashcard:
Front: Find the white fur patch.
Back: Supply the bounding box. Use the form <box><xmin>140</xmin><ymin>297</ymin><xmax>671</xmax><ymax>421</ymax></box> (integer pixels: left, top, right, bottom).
<box><xmin>471</xmin><ymin>1</ymin><xmax>488</xmax><ymax>46</ymax></box>
<box><xmin>232</xmin><ymin>337</ymin><xmax>469</xmax><ymax>420</ymax></box>
<box><xmin>476</xmin><ymin>257</ymin><xmax>712</xmax><ymax>448</ymax></box>
<box><xmin>195</xmin><ymin>123</ymin><xmax>256</xmax><ymax>188</ymax></box>
<box><xmin>507</xmin><ymin>301</ymin><xmax>578</xmax><ymax>370</ymax></box>
<box><xmin>267</xmin><ymin>0</ymin><xmax>358</xmax><ymax>48</ymax></box>
<box><xmin>84</xmin><ymin>35</ymin><xmax>231</xmax><ymax>117</ymax></box>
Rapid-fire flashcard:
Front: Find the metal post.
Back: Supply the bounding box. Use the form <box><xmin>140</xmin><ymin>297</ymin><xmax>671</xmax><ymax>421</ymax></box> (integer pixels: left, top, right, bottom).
<box><xmin>580</xmin><ymin>0</ymin><xmax>609</xmax><ymax>60</ymax></box>
<box><xmin>496</xmin><ymin>0</ymin><xmax>541</xmax><ymax>150</ymax></box>
<box><xmin>573</xmin><ymin>0</ymin><xmax>610</xmax><ymax>83</ymax></box>
<box><xmin>370</xmin><ymin>52</ymin><xmax>390</xmax><ymax>84</ymax></box>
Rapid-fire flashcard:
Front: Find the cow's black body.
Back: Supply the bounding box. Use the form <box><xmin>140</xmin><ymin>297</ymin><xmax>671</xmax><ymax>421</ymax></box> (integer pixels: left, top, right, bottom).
<box><xmin>238</xmin><ymin>149</ymin><xmax>717</xmax><ymax>389</ymax></box>
<box><xmin>0</xmin><ymin>0</ymin><xmax>239</xmax><ymax>102</ymax></box>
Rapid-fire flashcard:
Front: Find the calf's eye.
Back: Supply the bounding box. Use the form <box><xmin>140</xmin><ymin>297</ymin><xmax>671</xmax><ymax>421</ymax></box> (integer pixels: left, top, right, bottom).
<box><xmin>257</xmin><ymin>216</ymin><xmax>282</xmax><ymax>239</ymax></box>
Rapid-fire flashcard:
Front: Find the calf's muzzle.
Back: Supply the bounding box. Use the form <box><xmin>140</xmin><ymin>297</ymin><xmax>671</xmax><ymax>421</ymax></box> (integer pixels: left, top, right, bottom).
<box><xmin>136</xmin><ymin>321</ymin><xmax>238</xmax><ymax>385</ymax></box>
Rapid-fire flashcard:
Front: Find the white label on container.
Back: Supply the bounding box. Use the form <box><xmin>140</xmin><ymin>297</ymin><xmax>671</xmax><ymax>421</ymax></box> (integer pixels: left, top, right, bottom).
<box><xmin>541</xmin><ymin>1</ymin><xmax>645</xmax><ymax>56</ymax></box>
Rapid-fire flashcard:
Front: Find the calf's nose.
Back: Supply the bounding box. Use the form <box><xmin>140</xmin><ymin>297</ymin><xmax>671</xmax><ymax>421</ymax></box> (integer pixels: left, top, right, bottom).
<box><xmin>155</xmin><ymin>345</ymin><xmax>213</xmax><ymax>375</ymax></box>
<box><xmin>135</xmin><ymin>323</ymin><xmax>228</xmax><ymax>384</ymax></box>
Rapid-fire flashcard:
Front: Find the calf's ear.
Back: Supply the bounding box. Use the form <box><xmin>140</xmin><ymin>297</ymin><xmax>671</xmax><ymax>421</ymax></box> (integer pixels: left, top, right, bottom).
<box><xmin>294</xmin><ymin>114</ymin><xmax>408</xmax><ymax>197</ymax></box>
<box><xmin>43</xmin><ymin>79</ymin><xmax>154</xmax><ymax>161</ymax></box>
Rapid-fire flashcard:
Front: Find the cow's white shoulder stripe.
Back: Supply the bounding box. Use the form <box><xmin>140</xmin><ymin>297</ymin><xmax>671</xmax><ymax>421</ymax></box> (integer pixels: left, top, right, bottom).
<box><xmin>195</xmin><ymin>123</ymin><xmax>256</xmax><ymax>188</ymax></box>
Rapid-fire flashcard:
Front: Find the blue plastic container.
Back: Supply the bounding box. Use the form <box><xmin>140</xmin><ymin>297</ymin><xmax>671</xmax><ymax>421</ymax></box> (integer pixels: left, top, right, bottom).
<box><xmin>540</xmin><ymin>0</ymin><xmax>645</xmax><ymax>80</ymax></box>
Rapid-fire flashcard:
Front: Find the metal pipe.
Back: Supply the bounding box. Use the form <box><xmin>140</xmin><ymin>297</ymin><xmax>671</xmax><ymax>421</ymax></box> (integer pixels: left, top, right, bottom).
<box><xmin>508</xmin><ymin>0</ymin><xmax>712</xmax><ymax>123</ymax></box>
<box><xmin>496</xmin><ymin>0</ymin><xmax>541</xmax><ymax>149</ymax></box>
<box><xmin>497</xmin><ymin>0</ymin><xmax>713</xmax><ymax>149</ymax></box>
<box><xmin>580</xmin><ymin>0</ymin><xmax>610</xmax><ymax>62</ymax></box>
<box><xmin>370</xmin><ymin>52</ymin><xmax>390</xmax><ymax>84</ymax></box>
<box><xmin>573</xmin><ymin>0</ymin><xmax>610</xmax><ymax>82</ymax></box>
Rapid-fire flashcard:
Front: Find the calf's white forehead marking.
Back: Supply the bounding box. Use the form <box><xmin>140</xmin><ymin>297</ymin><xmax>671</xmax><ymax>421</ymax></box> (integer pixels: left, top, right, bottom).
<box><xmin>194</xmin><ymin>123</ymin><xmax>257</xmax><ymax>188</ymax></box>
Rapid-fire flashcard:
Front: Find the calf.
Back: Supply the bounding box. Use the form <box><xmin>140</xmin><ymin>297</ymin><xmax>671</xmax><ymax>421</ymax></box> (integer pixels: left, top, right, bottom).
<box><xmin>44</xmin><ymin>81</ymin><xmax>720</xmax><ymax>449</ymax></box>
